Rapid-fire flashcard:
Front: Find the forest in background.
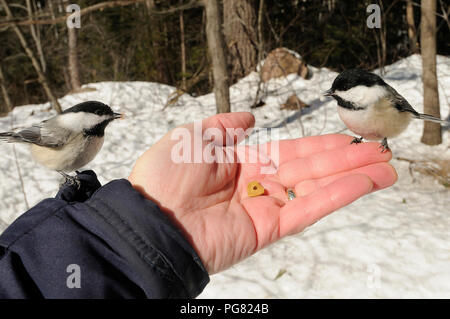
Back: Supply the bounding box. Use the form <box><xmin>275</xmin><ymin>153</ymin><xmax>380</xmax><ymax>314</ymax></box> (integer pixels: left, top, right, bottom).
<box><xmin>0</xmin><ymin>0</ymin><xmax>449</xmax><ymax>112</ymax></box>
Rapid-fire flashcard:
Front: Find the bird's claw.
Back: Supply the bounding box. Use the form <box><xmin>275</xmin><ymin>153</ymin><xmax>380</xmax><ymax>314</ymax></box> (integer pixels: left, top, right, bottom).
<box><xmin>58</xmin><ymin>171</ymin><xmax>81</xmax><ymax>189</ymax></box>
<box><xmin>66</xmin><ymin>176</ymin><xmax>81</xmax><ymax>189</ymax></box>
<box><xmin>350</xmin><ymin>136</ymin><xmax>364</xmax><ymax>144</ymax></box>
<box><xmin>379</xmin><ymin>138</ymin><xmax>390</xmax><ymax>153</ymax></box>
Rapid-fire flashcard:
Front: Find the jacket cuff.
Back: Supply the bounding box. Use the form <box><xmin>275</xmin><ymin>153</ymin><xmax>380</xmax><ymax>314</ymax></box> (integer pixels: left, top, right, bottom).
<box><xmin>80</xmin><ymin>179</ymin><xmax>210</xmax><ymax>298</ymax></box>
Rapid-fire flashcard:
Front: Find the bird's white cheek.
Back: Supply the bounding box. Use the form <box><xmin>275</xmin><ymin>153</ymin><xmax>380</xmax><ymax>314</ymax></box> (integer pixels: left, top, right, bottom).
<box><xmin>57</xmin><ymin>113</ymin><xmax>109</xmax><ymax>131</ymax></box>
<box><xmin>336</xmin><ymin>85</ymin><xmax>387</xmax><ymax>107</ymax></box>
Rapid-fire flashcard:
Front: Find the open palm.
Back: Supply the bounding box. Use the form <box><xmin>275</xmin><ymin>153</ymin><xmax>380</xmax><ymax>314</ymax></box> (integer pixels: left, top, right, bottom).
<box><xmin>128</xmin><ymin>112</ymin><xmax>397</xmax><ymax>274</ymax></box>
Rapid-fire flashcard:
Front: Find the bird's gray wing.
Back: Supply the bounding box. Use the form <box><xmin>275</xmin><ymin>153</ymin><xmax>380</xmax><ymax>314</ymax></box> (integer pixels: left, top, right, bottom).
<box><xmin>386</xmin><ymin>84</ymin><xmax>448</xmax><ymax>123</ymax></box>
<box><xmin>17</xmin><ymin>120</ymin><xmax>74</xmax><ymax>148</ymax></box>
<box><xmin>386</xmin><ymin>85</ymin><xmax>420</xmax><ymax>117</ymax></box>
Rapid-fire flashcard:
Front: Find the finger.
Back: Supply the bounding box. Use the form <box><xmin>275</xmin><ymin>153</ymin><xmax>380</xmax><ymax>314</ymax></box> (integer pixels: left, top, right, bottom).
<box><xmin>295</xmin><ymin>162</ymin><xmax>398</xmax><ymax>196</ymax></box>
<box><xmin>279</xmin><ymin>174</ymin><xmax>373</xmax><ymax>237</ymax></box>
<box><xmin>265</xmin><ymin>134</ymin><xmax>355</xmax><ymax>165</ymax></box>
<box><xmin>202</xmin><ymin>112</ymin><xmax>255</xmax><ymax>145</ymax></box>
<box><xmin>278</xmin><ymin>141</ymin><xmax>392</xmax><ymax>187</ymax></box>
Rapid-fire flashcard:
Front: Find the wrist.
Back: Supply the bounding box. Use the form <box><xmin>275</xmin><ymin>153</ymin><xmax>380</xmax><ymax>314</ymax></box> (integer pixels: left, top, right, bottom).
<box><xmin>127</xmin><ymin>174</ymin><xmax>210</xmax><ymax>273</ymax></box>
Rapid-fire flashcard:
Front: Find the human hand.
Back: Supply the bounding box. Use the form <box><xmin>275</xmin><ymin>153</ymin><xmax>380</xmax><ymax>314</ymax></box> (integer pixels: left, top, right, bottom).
<box><xmin>128</xmin><ymin>112</ymin><xmax>397</xmax><ymax>274</ymax></box>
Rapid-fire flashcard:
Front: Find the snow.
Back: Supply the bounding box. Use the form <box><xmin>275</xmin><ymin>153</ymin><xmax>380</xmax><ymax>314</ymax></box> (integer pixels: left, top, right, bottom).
<box><xmin>0</xmin><ymin>54</ymin><xmax>449</xmax><ymax>298</ymax></box>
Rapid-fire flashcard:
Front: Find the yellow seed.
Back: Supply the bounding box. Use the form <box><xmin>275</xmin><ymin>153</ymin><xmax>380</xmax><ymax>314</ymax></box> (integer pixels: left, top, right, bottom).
<box><xmin>247</xmin><ymin>181</ymin><xmax>265</xmax><ymax>197</ymax></box>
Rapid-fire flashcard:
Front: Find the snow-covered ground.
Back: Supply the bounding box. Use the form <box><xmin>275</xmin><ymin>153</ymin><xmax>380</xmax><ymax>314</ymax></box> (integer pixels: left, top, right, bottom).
<box><xmin>0</xmin><ymin>54</ymin><xmax>449</xmax><ymax>298</ymax></box>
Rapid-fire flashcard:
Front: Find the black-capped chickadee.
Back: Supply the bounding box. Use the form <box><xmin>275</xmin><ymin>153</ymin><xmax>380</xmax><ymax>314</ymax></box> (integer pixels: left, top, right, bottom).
<box><xmin>325</xmin><ymin>69</ymin><xmax>448</xmax><ymax>152</ymax></box>
<box><xmin>0</xmin><ymin>101</ymin><xmax>122</xmax><ymax>183</ymax></box>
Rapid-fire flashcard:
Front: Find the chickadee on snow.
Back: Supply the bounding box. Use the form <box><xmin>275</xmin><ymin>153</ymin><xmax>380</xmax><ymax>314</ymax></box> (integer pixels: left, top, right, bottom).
<box><xmin>324</xmin><ymin>69</ymin><xmax>448</xmax><ymax>152</ymax></box>
<box><xmin>0</xmin><ymin>101</ymin><xmax>122</xmax><ymax>183</ymax></box>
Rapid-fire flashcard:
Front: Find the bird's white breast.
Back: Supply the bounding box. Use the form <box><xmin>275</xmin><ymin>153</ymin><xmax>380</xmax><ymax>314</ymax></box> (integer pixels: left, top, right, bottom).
<box><xmin>338</xmin><ymin>97</ymin><xmax>412</xmax><ymax>140</ymax></box>
<box><xmin>30</xmin><ymin>134</ymin><xmax>104</xmax><ymax>172</ymax></box>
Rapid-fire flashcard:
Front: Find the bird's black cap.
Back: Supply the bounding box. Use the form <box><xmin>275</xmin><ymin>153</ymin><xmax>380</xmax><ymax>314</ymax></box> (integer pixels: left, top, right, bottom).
<box><xmin>62</xmin><ymin>101</ymin><xmax>114</xmax><ymax>116</ymax></box>
<box><xmin>329</xmin><ymin>69</ymin><xmax>387</xmax><ymax>92</ymax></box>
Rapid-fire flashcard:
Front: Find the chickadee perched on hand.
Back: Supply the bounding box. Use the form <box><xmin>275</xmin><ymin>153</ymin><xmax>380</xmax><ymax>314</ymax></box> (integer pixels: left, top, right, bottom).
<box><xmin>0</xmin><ymin>101</ymin><xmax>122</xmax><ymax>184</ymax></box>
<box><xmin>325</xmin><ymin>69</ymin><xmax>448</xmax><ymax>152</ymax></box>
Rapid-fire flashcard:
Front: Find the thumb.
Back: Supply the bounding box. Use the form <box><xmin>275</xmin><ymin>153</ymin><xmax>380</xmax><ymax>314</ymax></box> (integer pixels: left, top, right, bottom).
<box><xmin>202</xmin><ymin>112</ymin><xmax>255</xmax><ymax>146</ymax></box>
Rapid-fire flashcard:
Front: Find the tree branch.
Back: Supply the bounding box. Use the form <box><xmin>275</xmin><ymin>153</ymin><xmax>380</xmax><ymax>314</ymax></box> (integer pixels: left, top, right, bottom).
<box><xmin>0</xmin><ymin>0</ymin><xmax>143</xmax><ymax>27</ymax></box>
<box><xmin>0</xmin><ymin>0</ymin><xmax>202</xmax><ymax>28</ymax></box>
<box><xmin>0</xmin><ymin>0</ymin><xmax>62</xmax><ymax>113</ymax></box>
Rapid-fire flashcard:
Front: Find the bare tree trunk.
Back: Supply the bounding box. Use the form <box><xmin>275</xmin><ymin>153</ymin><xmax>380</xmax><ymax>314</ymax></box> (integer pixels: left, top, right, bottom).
<box><xmin>47</xmin><ymin>0</ymin><xmax>60</xmax><ymax>39</ymax></box>
<box><xmin>420</xmin><ymin>0</ymin><xmax>441</xmax><ymax>145</ymax></box>
<box><xmin>223</xmin><ymin>0</ymin><xmax>258</xmax><ymax>83</ymax></box>
<box><xmin>68</xmin><ymin>27</ymin><xmax>81</xmax><ymax>91</ymax></box>
<box><xmin>179</xmin><ymin>9</ymin><xmax>187</xmax><ymax>91</ymax></box>
<box><xmin>378</xmin><ymin>1</ymin><xmax>387</xmax><ymax>74</ymax></box>
<box><xmin>26</xmin><ymin>0</ymin><xmax>46</xmax><ymax>73</ymax></box>
<box><xmin>145</xmin><ymin>0</ymin><xmax>172</xmax><ymax>84</ymax></box>
<box><xmin>203</xmin><ymin>0</ymin><xmax>231</xmax><ymax>113</ymax></box>
<box><xmin>380</xmin><ymin>29</ymin><xmax>386</xmax><ymax>72</ymax></box>
<box><xmin>1</xmin><ymin>0</ymin><xmax>62</xmax><ymax>113</ymax></box>
<box><xmin>406</xmin><ymin>0</ymin><xmax>419</xmax><ymax>54</ymax></box>
<box><xmin>257</xmin><ymin>0</ymin><xmax>264</xmax><ymax>64</ymax></box>
<box><xmin>0</xmin><ymin>63</ymin><xmax>12</xmax><ymax>114</ymax></box>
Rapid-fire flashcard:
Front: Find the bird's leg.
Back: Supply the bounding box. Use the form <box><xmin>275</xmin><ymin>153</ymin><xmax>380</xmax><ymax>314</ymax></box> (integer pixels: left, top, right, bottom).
<box><xmin>57</xmin><ymin>171</ymin><xmax>81</xmax><ymax>188</ymax></box>
<box><xmin>350</xmin><ymin>136</ymin><xmax>364</xmax><ymax>144</ymax></box>
<box><xmin>379</xmin><ymin>137</ymin><xmax>390</xmax><ymax>153</ymax></box>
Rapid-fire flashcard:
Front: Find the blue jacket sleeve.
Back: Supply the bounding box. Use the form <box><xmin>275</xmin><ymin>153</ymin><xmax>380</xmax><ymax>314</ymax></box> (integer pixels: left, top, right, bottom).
<box><xmin>0</xmin><ymin>170</ymin><xmax>209</xmax><ymax>298</ymax></box>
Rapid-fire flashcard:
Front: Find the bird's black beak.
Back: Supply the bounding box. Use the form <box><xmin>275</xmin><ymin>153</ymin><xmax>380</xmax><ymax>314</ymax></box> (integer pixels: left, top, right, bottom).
<box><xmin>323</xmin><ymin>89</ymin><xmax>334</xmax><ymax>97</ymax></box>
<box><xmin>113</xmin><ymin>112</ymin><xmax>124</xmax><ymax>120</ymax></box>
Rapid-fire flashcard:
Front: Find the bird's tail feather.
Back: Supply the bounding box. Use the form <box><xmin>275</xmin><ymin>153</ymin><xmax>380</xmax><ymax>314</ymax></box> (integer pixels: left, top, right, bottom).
<box><xmin>415</xmin><ymin>113</ymin><xmax>449</xmax><ymax>125</ymax></box>
<box><xmin>0</xmin><ymin>132</ymin><xmax>22</xmax><ymax>143</ymax></box>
